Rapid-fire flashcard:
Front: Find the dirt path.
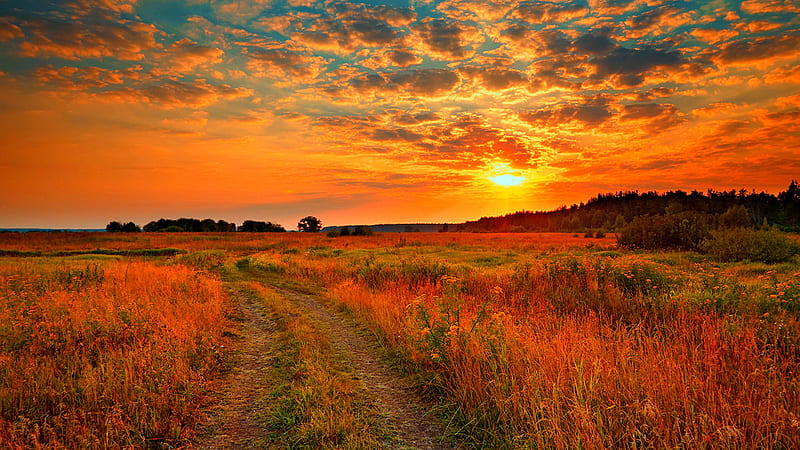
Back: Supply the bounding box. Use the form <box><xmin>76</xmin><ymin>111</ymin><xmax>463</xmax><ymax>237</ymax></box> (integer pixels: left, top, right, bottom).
<box><xmin>195</xmin><ymin>285</ymin><xmax>277</xmax><ymax>449</ymax></box>
<box><xmin>279</xmin><ymin>288</ymin><xmax>456</xmax><ymax>450</ymax></box>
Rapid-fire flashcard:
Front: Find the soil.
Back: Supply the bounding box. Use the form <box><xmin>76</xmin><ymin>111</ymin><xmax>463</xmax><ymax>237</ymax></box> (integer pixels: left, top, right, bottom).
<box><xmin>195</xmin><ymin>286</ymin><xmax>277</xmax><ymax>449</ymax></box>
<box><xmin>279</xmin><ymin>288</ymin><xmax>456</xmax><ymax>449</ymax></box>
<box><xmin>196</xmin><ymin>283</ymin><xmax>455</xmax><ymax>449</ymax></box>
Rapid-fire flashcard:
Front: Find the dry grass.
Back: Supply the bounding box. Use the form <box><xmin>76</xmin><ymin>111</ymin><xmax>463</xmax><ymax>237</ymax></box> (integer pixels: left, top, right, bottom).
<box><xmin>248</xmin><ymin>233</ymin><xmax>800</xmax><ymax>448</ymax></box>
<box><xmin>2</xmin><ymin>231</ymin><xmax>798</xmax><ymax>448</ymax></box>
<box><xmin>0</xmin><ymin>258</ymin><xmax>232</xmax><ymax>448</ymax></box>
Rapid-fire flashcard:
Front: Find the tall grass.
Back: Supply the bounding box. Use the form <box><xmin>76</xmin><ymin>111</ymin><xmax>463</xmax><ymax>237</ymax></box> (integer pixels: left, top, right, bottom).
<box><xmin>0</xmin><ymin>260</ymin><xmax>231</xmax><ymax>447</ymax></box>
<box><xmin>257</xmin><ymin>237</ymin><xmax>800</xmax><ymax>447</ymax></box>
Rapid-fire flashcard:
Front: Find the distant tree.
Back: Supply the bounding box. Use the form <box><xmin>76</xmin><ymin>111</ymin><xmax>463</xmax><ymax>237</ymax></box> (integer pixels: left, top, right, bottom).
<box><xmin>339</xmin><ymin>226</ymin><xmax>350</xmax><ymax>236</ymax></box>
<box><xmin>217</xmin><ymin>220</ymin><xmax>236</xmax><ymax>232</ymax></box>
<box><xmin>298</xmin><ymin>216</ymin><xmax>322</xmax><ymax>232</ymax></box>
<box><xmin>200</xmin><ymin>219</ymin><xmax>218</xmax><ymax>232</ymax></box>
<box><xmin>121</xmin><ymin>221</ymin><xmax>141</xmax><ymax>232</ymax></box>
<box><xmin>352</xmin><ymin>226</ymin><xmax>373</xmax><ymax>236</ymax></box>
<box><xmin>240</xmin><ymin>220</ymin><xmax>286</xmax><ymax>232</ymax></box>
<box><xmin>106</xmin><ymin>221</ymin><xmax>124</xmax><ymax>232</ymax></box>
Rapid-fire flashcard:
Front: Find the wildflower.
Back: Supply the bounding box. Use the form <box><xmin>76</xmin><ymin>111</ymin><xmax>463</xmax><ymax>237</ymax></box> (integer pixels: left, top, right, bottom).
<box><xmin>420</xmin><ymin>327</ymin><xmax>430</xmax><ymax>336</ymax></box>
<box><xmin>430</xmin><ymin>352</ymin><xmax>439</xmax><ymax>360</ymax></box>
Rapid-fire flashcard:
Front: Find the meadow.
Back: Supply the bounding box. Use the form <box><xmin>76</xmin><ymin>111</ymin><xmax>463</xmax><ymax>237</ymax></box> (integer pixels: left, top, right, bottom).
<box><xmin>1</xmin><ymin>231</ymin><xmax>798</xmax><ymax>448</ymax></box>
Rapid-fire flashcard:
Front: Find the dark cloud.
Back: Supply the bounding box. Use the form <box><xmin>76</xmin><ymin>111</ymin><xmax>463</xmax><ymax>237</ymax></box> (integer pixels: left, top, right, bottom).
<box><xmin>714</xmin><ymin>31</ymin><xmax>800</xmax><ymax>66</ymax></box>
<box><xmin>393</xmin><ymin>111</ymin><xmax>441</xmax><ymax>125</ymax></box>
<box><xmin>619</xmin><ymin>103</ymin><xmax>686</xmax><ymax>132</ymax></box>
<box><xmin>499</xmin><ymin>26</ymin><xmax>571</xmax><ymax>56</ymax></box>
<box><xmin>520</xmin><ymin>97</ymin><xmax>613</xmax><ymax>128</ymax></box>
<box><xmin>460</xmin><ymin>66</ymin><xmax>528</xmax><ymax>91</ymax></box>
<box><xmin>573</xmin><ymin>33</ymin><xmax>616</xmax><ymax>55</ymax></box>
<box><xmin>18</xmin><ymin>16</ymin><xmax>161</xmax><ymax>61</ymax></box>
<box><xmin>244</xmin><ymin>46</ymin><xmax>328</xmax><ymax>81</ymax></box>
<box><xmin>590</xmin><ymin>47</ymin><xmax>685</xmax><ymax>87</ymax></box>
<box><xmin>412</xmin><ymin>18</ymin><xmax>479</xmax><ymax>59</ymax></box>
<box><xmin>35</xmin><ymin>64</ymin><xmax>141</xmax><ymax>89</ymax></box>
<box><xmin>346</xmin><ymin>68</ymin><xmax>460</xmax><ymax>97</ymax></box>
<box><xmin>104</xmin><ymin>79</ymin><xmax>252</xmax><ymax>108</ymax></box>
<box><xmin>370</xmin><ymin>127</ymin><xmax>426</xmax><ymax>143</ymax></box>
<box><xmin>292</xmin><ymin>5</ymin><xmax>414</xmax><ymax>52</ymax></box>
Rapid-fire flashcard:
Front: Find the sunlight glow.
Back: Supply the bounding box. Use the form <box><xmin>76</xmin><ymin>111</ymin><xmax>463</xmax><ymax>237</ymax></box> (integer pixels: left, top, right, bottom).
<box><xmin>489</xmin><ymin>174</ymin><xmax>525</xmax><ymax>186</ymax></box>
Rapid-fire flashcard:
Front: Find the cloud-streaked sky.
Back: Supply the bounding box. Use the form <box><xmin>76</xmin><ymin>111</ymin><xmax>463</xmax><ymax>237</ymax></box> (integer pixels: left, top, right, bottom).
<box><xmin>1</xmin><ymin>0</ymin><xmax>798</xmax><ymax>228</ymax></box>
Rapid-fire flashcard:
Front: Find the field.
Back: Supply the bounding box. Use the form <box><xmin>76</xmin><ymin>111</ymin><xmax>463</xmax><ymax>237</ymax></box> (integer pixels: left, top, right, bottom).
<box><xmin>1</xmin><ymin>231</ymin><xmax>799</xmax><ymax>448</ymax></box>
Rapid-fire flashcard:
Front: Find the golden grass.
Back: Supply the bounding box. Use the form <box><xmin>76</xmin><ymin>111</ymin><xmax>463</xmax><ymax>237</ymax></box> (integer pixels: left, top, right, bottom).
<box><xmin>0</xmin><ymin>259</ymin><xmax>231</xmax><ymax>448</ymax></box>
<box><xmin>2</xmin><ymin>231</ymin><xmax>798</xmax><ymax>447</ymax></box>
<box><xmin>248</xmin><ymin>235</ymin><xmax>800</xmax><ymax>448</ymax></box>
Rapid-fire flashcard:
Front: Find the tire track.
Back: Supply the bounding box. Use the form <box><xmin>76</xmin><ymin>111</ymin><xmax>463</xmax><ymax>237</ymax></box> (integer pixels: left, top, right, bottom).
<box><xmin>195</xmin><ymin>285</ymin><xmax>277</xmax><ymax>449</ymax></box>
<box><xmin>278</xmin><ymin>288</ymin><xmax>456</xmax><ymax>450</ymax></box>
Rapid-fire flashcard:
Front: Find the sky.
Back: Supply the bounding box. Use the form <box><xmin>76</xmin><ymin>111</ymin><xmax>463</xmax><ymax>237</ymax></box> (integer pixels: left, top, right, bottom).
<box><xmin>0</xmin><ymin>0</ymin><xmax>798</xmax><ymax>229</ymax></box>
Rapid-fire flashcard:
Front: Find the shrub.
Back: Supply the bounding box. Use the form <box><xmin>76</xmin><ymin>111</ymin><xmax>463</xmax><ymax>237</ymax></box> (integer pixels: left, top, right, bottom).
<box><xmin>618</xmin><ymin>212</ymin><xmax>710</xmax><ymax>250</ymax></box>
<box><xmin>700</xmin><ymin>228</ymin><xmax>799</xmax><ymax>263</ymax></box>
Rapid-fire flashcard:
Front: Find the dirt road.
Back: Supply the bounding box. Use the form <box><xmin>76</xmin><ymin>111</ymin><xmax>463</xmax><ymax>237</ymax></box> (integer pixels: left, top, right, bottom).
<box><xmin>279</xmin><ymin>288</ymin><xmax>455</xmax><ymax>449</ymax></box>
<box><xmin>196</xmin><ymin>283</ymin><xmax>454</xmax><ymax>449</ymax></box>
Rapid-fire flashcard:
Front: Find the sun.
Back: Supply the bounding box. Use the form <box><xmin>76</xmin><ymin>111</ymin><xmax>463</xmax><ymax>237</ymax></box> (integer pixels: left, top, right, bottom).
<box><xmin>489</xmin><ymin>174</ymin><xmax>525</xmax><ymax>186</ymax></box>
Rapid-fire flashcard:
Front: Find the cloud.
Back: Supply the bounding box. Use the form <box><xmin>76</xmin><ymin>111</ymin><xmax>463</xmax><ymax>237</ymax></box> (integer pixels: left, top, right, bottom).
<box><xmin>572</xmin><ymin>33</ymin><xmax>616</xmax><ymax>55</ymax></box>
<box><xmin>497</xmin><ymin>25</ymin><xmax>572</xmax><ymax>58</ymax></box>
<box><xmin>290</xmin><ymin>5</ymin><xmax>414</xmax><ymax>52</ymax></box>
<box><xmin>412</xmin><ymin>17</ymin><xmax>482</xmax><ymax>60</ymax></box>
<box><xmin>520</xmin><ymin>97</ymin><xmax>614</xmax><ymax>129</ymax></box>
<box><xmin>158</xmin><ymin>38</ymin><xmax>224</xmax><ymax>75</ymax></box>
<box><xmin>459</xmin><ymin>66</ymin><xmax>529</xmax><ymax>91</ymax></box>
<box><xmin>740</xmin><ymin>0</ymin><xmax>800</xmax><ymax>14</ymax></box>
<box><xmin>0</xmin><ymin>18</ymin><xmax>23</xmax><ymax>42</ymax></box>
<box><xmin>512</xmin><ymin>1</ymin><xmax>588</xmax><ymax>24</ymax></box>
<box><xmin>104</xmin><ymin>79</ymin><xmax>252</xmax><ymax>108</ymax></box>
<box><xmin>243</xmin><ymin>45</ymin><xmax>329</xmax><ymax>83</ymax></box>
<box><xmin>590</xmin><ymin>46</ymin><xmax>687</xmax><ymax>87</ymax></box>
<box><xmin>619</xmin><ymin>103</ymin><xmax>686</xmax><ymax>133</ymax></box>
<box><xmin>337</xmin><ymin>68</ymin><xmax>461</xmax><ymax>98</ymax></box>
<box><xmin>63</xmin><ymin>0</ymin><xmax>139</xmax><ymax>17</ymax></box>
<box><xmin>34</xmin><ymin>64</ymin><xmax>142</xmax><ymax>89</ymax></box>
<box><xmin>18</xmin><ymin>16</ymin><xmax>160</xmax><ymax>61</ymax></box>
<box><xmin>212</xmin><ymin>0</ymin><xmax>273</xmax><ymax>24</ymax></box>
<box><xmin>713</xmin><ymin>32</ymin><xmax>800</xmax><ymax>67</ymax></box>
<box><xmin>622</xmin><ymin>6</ymin><xmax>695</xmax><ymax>39</ymax></box>
<box><xmin>313</xmin><ymin>111</ymin><xmax>539</xmax><ymax>169</ymax></box>
<box><xmin>690</xmin><ymin>28</ymin><xmax>739</xmax><ymax>45</ymax></box>
<box><xmin>359</xmin><ymin>48</ymin><xmax>423</xmax><ymax>69</ymax></box>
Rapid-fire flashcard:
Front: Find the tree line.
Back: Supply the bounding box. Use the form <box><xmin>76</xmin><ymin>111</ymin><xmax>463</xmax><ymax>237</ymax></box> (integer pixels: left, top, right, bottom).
<box><xmin>106</xmin><ymin>216</ymin><xmax>322</xmax><ymax>233</ymax></box>
<box><xmin>459</xmin><ymin>180</ymin><xmax>800</xmax><ymax>233</ymax></box>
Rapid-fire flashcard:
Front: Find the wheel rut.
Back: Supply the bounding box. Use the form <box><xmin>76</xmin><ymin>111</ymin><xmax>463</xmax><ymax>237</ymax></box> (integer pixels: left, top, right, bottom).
<box><xmin>278</xmin><ymin>288</ymin><xmax>456</xmax><ymax>450</ymax></box>
<box><xmin>195</xmin><ymin>285</ymin><xmax>277</xmax><ymax>449</ymax></box>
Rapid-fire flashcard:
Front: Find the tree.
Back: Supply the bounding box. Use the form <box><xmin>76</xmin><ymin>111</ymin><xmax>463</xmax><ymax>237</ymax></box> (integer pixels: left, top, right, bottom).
<box><xmin>121</xmin><ymin>221</ymin><xmax>141</xmax><ymax>232</ymax></box>
<box><xmin>719</xmin><ymin>205</ymin><xmax>751</xmax><ymax>229</ymax></box>
<box><xmin>298</xmin><ymin>216</ymin><xmax>322</xmax><ymax>232</ymax></box>
<box><xmin>106</xmin><ymin>221</ymin><xmax>123</xmax><ymax>232</ymax></box>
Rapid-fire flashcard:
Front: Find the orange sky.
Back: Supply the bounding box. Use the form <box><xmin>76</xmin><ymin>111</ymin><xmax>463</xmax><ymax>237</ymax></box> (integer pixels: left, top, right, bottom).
<box><xmin>0</xmin><ymin>0</ymin><xmax>798</xmax><ymax>229</ymax></box>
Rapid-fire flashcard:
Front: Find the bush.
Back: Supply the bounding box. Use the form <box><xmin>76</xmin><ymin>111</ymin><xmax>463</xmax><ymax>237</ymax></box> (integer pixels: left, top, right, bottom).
<box><xmin>618</xmin><ymin>212</ymin><xmax>710</xmax><ymax>250</ymax></box>
<box><xmin>352</xmin><ymin>226</ymin><xmax>374</xmax><ymax>236</ymax></box>
<box><xmin>700</xmin><ymin>228</ymin><xmax>799</xmax><ymax>263</ymax></box>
